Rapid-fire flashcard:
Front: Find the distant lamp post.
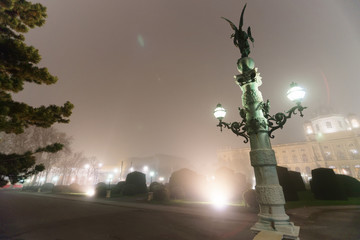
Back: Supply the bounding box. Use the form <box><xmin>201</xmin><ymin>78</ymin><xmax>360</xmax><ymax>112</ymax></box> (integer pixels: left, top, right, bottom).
<box><xmin>84</xmin><ymin>164</ymin><xmax>91</xmax><ymax>184</ymax></box>
<box><xmin>106</xmin><ymin>174</ymin><xmax>113</xmax><ymax>198</ymax></box>
<box><xmin>215</xmin><ymin>4</ymin><xmax>306</xmax><ymax>239</ymax></box>
<box><xmin>149</xmin><ymin>171</ymin><xmax>155</xmax><ymax>184</ymax></box>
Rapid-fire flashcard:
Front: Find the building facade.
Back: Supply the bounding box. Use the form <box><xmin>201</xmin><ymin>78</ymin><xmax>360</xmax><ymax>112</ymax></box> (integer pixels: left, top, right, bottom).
<box><xmin>218</xmin><ymin>113</ymin><xmax>360</xmax><ymax>183</ymax></box>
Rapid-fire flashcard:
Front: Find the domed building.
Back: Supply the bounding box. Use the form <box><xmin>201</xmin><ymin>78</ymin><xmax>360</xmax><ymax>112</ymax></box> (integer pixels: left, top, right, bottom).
<box><xmin>217</xmin><ymin>112</ymin><xmax>360</xmax><ymax>183</ymax></box>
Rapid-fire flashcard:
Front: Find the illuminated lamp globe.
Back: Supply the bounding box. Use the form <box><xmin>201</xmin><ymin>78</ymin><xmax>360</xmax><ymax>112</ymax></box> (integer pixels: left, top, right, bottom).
<box><xmin>287</xmin><ymin>82</ymin><xmax>306</xmax><ymax>103</ymax></box>
<box><xmin>214</xmin><ymin>103</ymin><xmax>226</xmax><ymax>120</ymax></box>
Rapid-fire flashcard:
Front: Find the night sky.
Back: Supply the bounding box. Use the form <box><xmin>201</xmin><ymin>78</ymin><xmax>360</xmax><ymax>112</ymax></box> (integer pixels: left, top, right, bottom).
<box><xmin>14</xmin><ymin>0</ymin><xmax>360</xmax><ymax>172</ymax></box>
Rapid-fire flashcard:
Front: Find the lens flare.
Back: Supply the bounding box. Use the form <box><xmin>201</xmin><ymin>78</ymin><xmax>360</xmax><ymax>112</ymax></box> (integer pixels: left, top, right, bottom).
<box><xmin>210</xmin><ymin>190</ymin><xmax>228</xmax><ymax>209</ymax></box>
<box><xmin>86</xmin><ymin>189</ymin><xmax>95</xmax><ymax>197</ymax></box>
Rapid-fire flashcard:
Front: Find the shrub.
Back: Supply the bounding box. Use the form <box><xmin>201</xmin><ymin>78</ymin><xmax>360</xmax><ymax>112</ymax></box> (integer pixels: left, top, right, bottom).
<box><xmin>214</xmin><ymin>167</ymin><xmax>248</xmax><ymax>201</ymax></box>
<box><xmin>276</xmin><ymin>166</ymin><xmax>298</xmax><ymax>201</ymax></box>
<box><xmin>69</xmin><ymin>183</ymin><xmax>83</xmax><ymax>193</ymax></box>
<box><xmin>123</xmin><ymin>171</ymin><xmax>147</xmax><ymax>196</ymax></box>
<box><xmin>21</xmin><ymin>186</ymin><xmax>39</xmax><ymax>192</ymax></box>
<box><xmin>123</xmin><ymin>184</ymin><xmax>137</xmax><ymax>196</ymax></box>
<box><xmin>112</xmin><ymin>181</ymin><xmax>126</xmax><ymax>194</ymax></box>
<box><xmin>52</xmin><ymin>185</ymin><xmax>69</xmax><ymax>193</ymax></box>
<box><xmin>243</xmin><ymin>189</ymin><xmax>258</xmax><ymax>209</ymax></box>
<box><xmin>288</xmin><ymin>171</ymin><xmax>306</xmax><ymax>192</ymax></box>
<box><xmin>310</xmin><ymin>168</ymin><xmax>347</xmax><ymax>200</ymax></box>
<box><xmin>169</xmin><ymin>186</ymin><xmax>186</xmax><ymax>199</ymax></box>
<box><xmin>149</xmin><ymin>182</ymin><xmax>169</xmax><ymax>201</ymax></box>
<box><xmin>149</xmin><ymin>182</ymin><xmax>162</xmax><ymax>192</ymax></box>
<box><xmin>40</xmin><ymin>183</ymin><xmax>54</xmax><ymax>192</ymax></box>
<box><xmin>95</xmin><ymin>182</ymin><xmax>107</xmax><ymax>197</ymax></box>
<box><xmin>169</xmin><ymin>168</ymin><xmax>204</xmax><ymax>200</ymax></box>
<box><xmin>336</xmin><ymin>174</ymin><xmax>360</xmax><ymax>197</ymax></box>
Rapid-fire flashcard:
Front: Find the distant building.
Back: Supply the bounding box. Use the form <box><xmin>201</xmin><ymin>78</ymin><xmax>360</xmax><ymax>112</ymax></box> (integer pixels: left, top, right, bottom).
<box><xmin>218</xmin><ymin>112</ymin><xmax>360</xmax><ymax>183</ymax></box>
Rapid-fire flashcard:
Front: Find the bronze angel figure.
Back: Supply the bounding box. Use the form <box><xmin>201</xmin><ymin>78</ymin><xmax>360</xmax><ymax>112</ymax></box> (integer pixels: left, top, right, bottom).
<box><xmin>222</xmin><ymin>4</ymin><xmax>254</xmax><ymax>58</ymax></box>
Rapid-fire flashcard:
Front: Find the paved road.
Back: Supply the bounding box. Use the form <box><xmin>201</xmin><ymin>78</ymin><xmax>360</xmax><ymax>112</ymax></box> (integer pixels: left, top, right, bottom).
<box><xmin>0</xmin><ymin>191</ymin><xmax>257</xmax><ymax>240</ymax></box>
<box><xmin>0</xmin><ymin>191</ymin><xmax>359</xmax><ymax>240</ymax></box>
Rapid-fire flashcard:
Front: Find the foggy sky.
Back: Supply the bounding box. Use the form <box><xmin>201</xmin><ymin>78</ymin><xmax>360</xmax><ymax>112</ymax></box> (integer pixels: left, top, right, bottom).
<box><xmin>14</xmin><ymin>0</ymin><xmax>360</xmax><ymax>172</ymax></box>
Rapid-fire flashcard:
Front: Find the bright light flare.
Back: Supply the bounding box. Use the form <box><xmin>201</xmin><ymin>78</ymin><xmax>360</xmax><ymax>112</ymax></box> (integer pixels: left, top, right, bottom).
<box><xmin>287</xmin><ymin>83</ymin><xmax>305</xmax><ymax>102</ymax></box>
<box><xmin>210</xmin><ymin>190</ymin><xmax>229</xmax><ymax>209</ymax></box>
<box><xmin>86</xmin><ymin>189</ymin><xmax>95</xmax><ymax>197</ymax></box>
<box><xmin>214</xmin><ymin>103</ymin><xmax>226</xmax><ymax>120</ymax></box>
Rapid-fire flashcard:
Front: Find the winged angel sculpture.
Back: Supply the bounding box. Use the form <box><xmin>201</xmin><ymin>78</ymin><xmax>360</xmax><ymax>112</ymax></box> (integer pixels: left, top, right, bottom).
<box><xmin>222</xmin><ymin>4</ymin><xmax>254</xmax><ymax>58</ymax></box>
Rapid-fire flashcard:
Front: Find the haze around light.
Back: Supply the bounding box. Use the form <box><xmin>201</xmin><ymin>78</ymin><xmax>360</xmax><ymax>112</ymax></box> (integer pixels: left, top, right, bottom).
<box><xmin>13</xmin><ymin>0</ymin><xmax>360</xmax><ymax>174</ymax></box>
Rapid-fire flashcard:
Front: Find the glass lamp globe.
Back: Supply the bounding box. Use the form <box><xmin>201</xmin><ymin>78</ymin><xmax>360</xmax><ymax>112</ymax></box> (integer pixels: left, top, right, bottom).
<box><xmin>214</xmin><ymin>103</ymin><xmax>226</xmax><ymax>120</ymax></box>
<box><xmin>287</xmin><ymin>82</ymin><xmax>306</xmax><ymax>103</ymax></box>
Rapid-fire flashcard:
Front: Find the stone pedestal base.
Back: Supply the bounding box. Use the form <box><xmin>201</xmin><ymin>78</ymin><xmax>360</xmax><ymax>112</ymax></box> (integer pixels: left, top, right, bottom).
<box><xmin>251</xmin><ymin>221</ymin><xmax>300</xmax><ymax>240</ymax></box>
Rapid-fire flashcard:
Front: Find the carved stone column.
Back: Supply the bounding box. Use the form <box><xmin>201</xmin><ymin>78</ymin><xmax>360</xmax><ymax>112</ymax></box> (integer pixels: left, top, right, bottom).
<box><xmin>236</xmin><ymin>57</ymin><xmax>300</xmax><ymax>239</ymax></box>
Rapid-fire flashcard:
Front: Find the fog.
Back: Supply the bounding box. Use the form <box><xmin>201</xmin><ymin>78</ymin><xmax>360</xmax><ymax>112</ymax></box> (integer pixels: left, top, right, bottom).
<box><xmin>14</xmin><ymin>0</ymin><xmax>360</xmax><ymax>172</ymax></box>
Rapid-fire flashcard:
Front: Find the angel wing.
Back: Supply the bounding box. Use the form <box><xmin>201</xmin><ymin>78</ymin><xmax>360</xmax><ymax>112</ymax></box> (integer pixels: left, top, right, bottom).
<box><xmin>221</xmin><ymin>17</ymin><xmax>238</xmax><ymax>32</ymax></box>
<box><xmin>247</xmin><ymin>26</ymin><xmax>254</xmax><ymax>44</ymax></box>
<box><xmin>239</xmin><ymin>4</ymin><xmax>247</xmax><ymax>29</ymax></box>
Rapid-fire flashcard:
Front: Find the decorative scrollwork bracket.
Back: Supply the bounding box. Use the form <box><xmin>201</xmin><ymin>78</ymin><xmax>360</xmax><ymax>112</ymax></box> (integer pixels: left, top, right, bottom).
<box><xmin>217</xmin><ymin>117</ymin><xmax>249</xmax><ymax>143</ymax></box>
<box><xmin>262</xmin><ymin>100</ymin><xmax>307</xmax><ymax>138</ymax></box>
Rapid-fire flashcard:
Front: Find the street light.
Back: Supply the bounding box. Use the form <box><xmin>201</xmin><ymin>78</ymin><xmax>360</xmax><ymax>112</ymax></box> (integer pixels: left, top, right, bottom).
<box><xmin>150</xmin><ymin>171</ymin><xmax>155</xmax><ymax>184</ymax></box>
<box><xmin>214</xmin><ymin>103</ymin><xmax>226</xmax><ymax>120</ymax></box>
<box><xmin>215</xmin><ymin>4</ymin><xmax>305</xmax><ymax>239</ymax></box>
<box><xmin>287</xmin><ymin>82</ymin><xmax>306</xmax><ymax>103</ymax></box>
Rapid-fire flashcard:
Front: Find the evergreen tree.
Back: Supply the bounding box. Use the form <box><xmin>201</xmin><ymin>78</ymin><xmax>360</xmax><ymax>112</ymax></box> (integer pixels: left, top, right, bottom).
<box><xmin>0</xmin><ymin>0</ymin><xmax>74</xmax><ymax>186</ymax></box>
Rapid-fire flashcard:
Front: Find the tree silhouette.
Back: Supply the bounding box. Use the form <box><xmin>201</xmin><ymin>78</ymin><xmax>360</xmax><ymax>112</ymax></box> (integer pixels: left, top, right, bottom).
<box><xmin>0</xmin><ymin>0</ymin><xmax>73</xmax><ymax>186</ymax></box>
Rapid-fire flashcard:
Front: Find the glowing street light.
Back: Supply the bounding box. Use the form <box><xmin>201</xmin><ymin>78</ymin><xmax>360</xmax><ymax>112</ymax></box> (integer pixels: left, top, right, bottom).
<box><xmin>214</xmin><ymin>103</ymin><xmax>226</xmax><ymax>121</ymax></box>
<box><xmin>52</xmin><ymin>176</ymin><xmax>59</xmax><ymax>184</ymax></box>
<box><xmin>287</xmin><ymin>82</ymin><xmax>306</xmax><ymax>103</ymax></box>
<box><xmin>143</xmin><ymin>166</ymin><xmax>148</xmax><ymax>172</ymax></box>
<box><xmin>149</xmin><ymin>171</ymin><xmax>155</xmax><ymax>184</ymax></box>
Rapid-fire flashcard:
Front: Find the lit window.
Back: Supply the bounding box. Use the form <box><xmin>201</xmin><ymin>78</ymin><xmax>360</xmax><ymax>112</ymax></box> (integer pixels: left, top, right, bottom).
<box><xmin>326</xmin><ymin>121</ymin><xmax>332</xmax><ymax>129</ymax></box>
<box><xmin>350</xmin><ymin>149</ymin><xmax>358</xmax><ymax>154</ymax></box>
<box><xmin>306</xmin><ymin>126</ymin><xmax>313</xmax><ymax>134</ymax></box>
<box><xmin>351</xmin><ymin>119</ymin><xmax>359</xmax><ymax>128</ymax></box>
<box><xmin>338</xmin><ymin>121</ymin><xmax>343</xmax><ymax>128</ymax></box>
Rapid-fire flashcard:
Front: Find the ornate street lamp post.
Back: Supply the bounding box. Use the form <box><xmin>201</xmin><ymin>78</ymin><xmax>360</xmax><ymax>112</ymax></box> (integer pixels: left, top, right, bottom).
<box><xmin>214</xmin><ymin>4</ymin><xmax>306</xmax><ymax>239</ymax></box>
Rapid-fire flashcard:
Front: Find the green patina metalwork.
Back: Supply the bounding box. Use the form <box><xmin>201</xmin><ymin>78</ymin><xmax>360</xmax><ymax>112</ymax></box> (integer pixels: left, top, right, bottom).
<box><xmin>222</xmin><ymin>4</ymin><xmax>254</xmax><ymax>58</ymax></box>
